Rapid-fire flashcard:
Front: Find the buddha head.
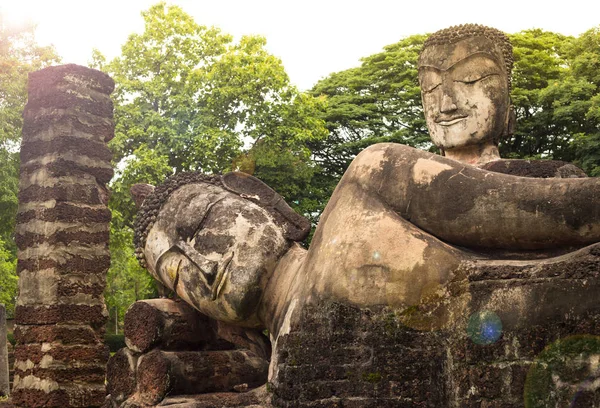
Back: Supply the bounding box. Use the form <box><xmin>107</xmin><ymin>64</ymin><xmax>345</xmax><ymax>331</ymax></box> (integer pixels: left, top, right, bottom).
<box><xmin>418</xmin><ymin>24</ymin><xmax>514</xmax><ymax>162</ymax></box>
<box><xmin>133</xmin><ymin>172</ymin><xmax>310</xmax><ymax>327</ymax></box>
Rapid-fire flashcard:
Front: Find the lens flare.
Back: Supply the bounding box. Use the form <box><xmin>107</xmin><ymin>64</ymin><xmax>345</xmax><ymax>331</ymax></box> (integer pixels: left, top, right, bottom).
<box><xmin>467</xmin><ymin>310</ymin><xmax>502</xmax><ymax>345</ymax></box>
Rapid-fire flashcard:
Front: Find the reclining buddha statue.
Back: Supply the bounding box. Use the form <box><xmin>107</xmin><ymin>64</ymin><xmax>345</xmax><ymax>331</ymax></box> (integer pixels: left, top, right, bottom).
<box><xmin>131</xmin><ymin>24</ymin><xmax>600</xmax><ymax>407</ymax></box>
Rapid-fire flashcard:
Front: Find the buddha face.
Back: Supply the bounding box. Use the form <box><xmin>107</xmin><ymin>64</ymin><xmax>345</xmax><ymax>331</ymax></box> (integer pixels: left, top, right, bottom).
<box><xmin>144</xmin><ymin>183</ymin><xmax>289</xmax><ymax>327</ymax></box>
<box><xmin>419</xmin><ymin>37</ymin><xmax>510</xmax><ymax>150</ymax></box>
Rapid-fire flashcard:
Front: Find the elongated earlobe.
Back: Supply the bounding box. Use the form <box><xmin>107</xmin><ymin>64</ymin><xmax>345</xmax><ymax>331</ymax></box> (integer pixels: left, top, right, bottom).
<box><xmin>498</xmin><ymin>103</ymin><xmax>515</xmax><ymax>145</ymax></box>
<box><xmin>505</xmin><ymin>105</ymin><xmax>515</xmax><ymax>138</ymax></box>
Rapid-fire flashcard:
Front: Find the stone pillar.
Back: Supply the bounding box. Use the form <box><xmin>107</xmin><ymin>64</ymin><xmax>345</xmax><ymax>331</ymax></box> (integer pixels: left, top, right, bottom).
<box><xmin>0</xmin><ymin>304</ymin><xmax>9</xmax><ymax>397</ymax></box>
<box><xmin>12</xmin><ymin>65</ymin><xmax>114</xmax><ymax>407</ymax></box>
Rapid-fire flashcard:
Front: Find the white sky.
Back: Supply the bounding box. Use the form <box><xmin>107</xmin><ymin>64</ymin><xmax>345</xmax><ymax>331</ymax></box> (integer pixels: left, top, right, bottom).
<box><xmin>1</xmin><ymin>0</ymin><xmax>599</xmax><ymax>90</ymax></box>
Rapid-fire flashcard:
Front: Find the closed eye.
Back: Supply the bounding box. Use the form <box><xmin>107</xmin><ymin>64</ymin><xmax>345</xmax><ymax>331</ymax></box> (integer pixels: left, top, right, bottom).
<box><xmin>455</xmin><ymin>73</ymin><xmax>499</xmax><ymax>84</ymax></box>
<box><xmin>419</xmin><ymin>69</ymin><xmax>442</xmax><ymax>94</ymax></box>
<box><xmin>422</xmin><ymin>83</ymin><xmax>441</xmax><ymax>93</ymax></box>
<box><xmin>189</xmin><ymin>197</ymin><xmax>226</xmax><ymax>240</ymax></box>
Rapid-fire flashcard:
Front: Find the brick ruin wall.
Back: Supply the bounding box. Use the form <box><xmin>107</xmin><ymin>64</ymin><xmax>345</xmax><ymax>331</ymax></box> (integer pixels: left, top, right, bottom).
<box><xmin>272</xmin><ymin>244</ymin><xmax>600</xmax><ymax>408</ymax></box>
<box><xmin>11</xmin><ymin>64</ymin><xmax>114</xmax><ymax>408</ymax></box>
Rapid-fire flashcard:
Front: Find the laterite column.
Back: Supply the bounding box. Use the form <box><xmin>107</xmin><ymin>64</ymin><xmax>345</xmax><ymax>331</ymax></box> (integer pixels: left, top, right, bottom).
<box><xmin>12</xmin><ymin>65</ymin><xmax>114</xmax><ymax>407</ymax></box>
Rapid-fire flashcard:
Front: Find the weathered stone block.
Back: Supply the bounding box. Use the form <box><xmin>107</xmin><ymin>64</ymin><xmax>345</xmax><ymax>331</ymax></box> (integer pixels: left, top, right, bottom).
<box><xmin>135</xmin><ymin>349</ymin><xmax>269</xmax><ymax>406</ymax></box>
<box><xmin>272</xmin><ymin>302</ymin><xmax>447</xmax><ymax>407</ymax></box>
<box><xmin>106</xmin><ymin>348</ymin><xmax>138</xmax><ymax>405</ymax></box>
<box><xmin>14</xmin><ymin>324</ymin><xmax>101</xmax><ymax>345</ymax></box>
<box><xmin>22</xmin><ymin>108</ymin><xmax>115</xmax><ymax>143</ymax></box>
<box><xmin>124</xmin><ymin>299</ymin><xmax>217</xmax><ymax>353</ymax></box>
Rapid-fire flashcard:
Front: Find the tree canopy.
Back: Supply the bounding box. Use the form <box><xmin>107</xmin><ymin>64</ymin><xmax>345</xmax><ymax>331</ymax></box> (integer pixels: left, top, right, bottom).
<box><xmin>98</xmin><ymin>2</ymin><xmax>328</xmax><ymax>226</ymax></box>
<box><xmin>542</xmin><ymin>27</ymin><xmax>600</xmax><ymax>176</ymax></box>
<box><xmin>308</xmin><ymin>34</ymin><xmax>429</xmax><ymax>208</ymax></box>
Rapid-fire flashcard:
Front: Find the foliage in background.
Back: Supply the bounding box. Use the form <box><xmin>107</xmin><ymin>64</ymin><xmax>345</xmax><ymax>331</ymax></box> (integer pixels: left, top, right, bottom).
<box><xmin>543</xmin><ymin>27</ymin><xmax>600</xmax><ymax>176</ymax></box>
<box><xmin>504</xmin><ymin>29</ymin><xmax>573</xmax><ymax>160</ymax></box>
<box><xmin>0</xmin><ymin>149</ymin><xmax>18</xmax><ymax>251</ymax></box>
<box><xmin>98</xmin><ymin>2</ymin><xmax>328</xmax><ymax>224</ymax></box>
<box><xmin>0</xmin><ymin>14</ymin><xmax>59</xmax><ymax>317</ymax></box>
<box><xmin>0</xmin><ymin>239</ymin><xmax>17</xmax><ymax>316</ymax></box>
<box><xmin>0</xmin><ymin>16</ymin><xmax>60</xmax><ymax>146</ymax></box>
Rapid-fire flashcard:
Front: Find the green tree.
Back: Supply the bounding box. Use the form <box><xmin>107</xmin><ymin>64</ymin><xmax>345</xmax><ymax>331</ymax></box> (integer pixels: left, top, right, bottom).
<box><xmin>0</xmin><ymin>149</ymin><xmax>18</xmax><ymax>249</ymax></box>
<box><xmin>102</xmin><ymin>2</ymin><xmax>327</xmax><ymax>223</ymax></box>
<box><xmin>0</xmin><ymin>17</ymin><xmax>59</xmax><ymax>146</ymax></box>
<box><xmin>0</xmin><ymin>239</ymin><xmax>17</xmax><ymax>316</ymax></box>
<box><xmin>540</xmin><ymin>27</ymin><xmax>600</xmax><ymax>175</ymax></box>
<box><xmin>504</xmin><ymin>29</ymin><xmax>574</xmax><ymax>160</ymax></box>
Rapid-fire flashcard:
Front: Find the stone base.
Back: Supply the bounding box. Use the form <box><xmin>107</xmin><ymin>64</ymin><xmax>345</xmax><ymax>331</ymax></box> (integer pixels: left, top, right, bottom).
<box><xmin>272</xmin><ymin>302</ymin><xmax>446</xmax><ymax>407</ymax></box>
<box><xmin>271</xmin><ymin>243</ymin><xmax>600</xmax><ymax>407</ymax></box>
<box><xmin>104</xmin><ymin>389</ymin><xmax>269</xmax><ymax>408</ymax></box>
<box><xmin>156</xmin><ymin>387</ymin><xmax>270</xmax><ymax>407</ymax></box>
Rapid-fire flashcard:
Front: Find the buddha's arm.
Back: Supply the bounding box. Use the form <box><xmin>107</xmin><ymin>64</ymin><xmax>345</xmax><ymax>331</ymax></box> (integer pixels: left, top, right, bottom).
<box><xmin>343</xmin><ymin>143</ymin><xmax>600</xmax><ymax>250</ymax></box>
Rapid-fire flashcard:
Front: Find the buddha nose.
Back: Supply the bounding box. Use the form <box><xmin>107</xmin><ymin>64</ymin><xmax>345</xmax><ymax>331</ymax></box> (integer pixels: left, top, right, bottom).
<box><xmin>440</xmin><ymin>92</ymin><xmax>458</xmax><ymax>113</ymax></box>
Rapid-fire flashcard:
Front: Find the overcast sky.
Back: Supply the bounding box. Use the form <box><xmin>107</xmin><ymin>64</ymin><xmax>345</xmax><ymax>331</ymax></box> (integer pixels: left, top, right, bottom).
<box><xmin>2</xmin><ymin>0</ymin><xmax>599</xmax><ymax>90</ymax></box>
